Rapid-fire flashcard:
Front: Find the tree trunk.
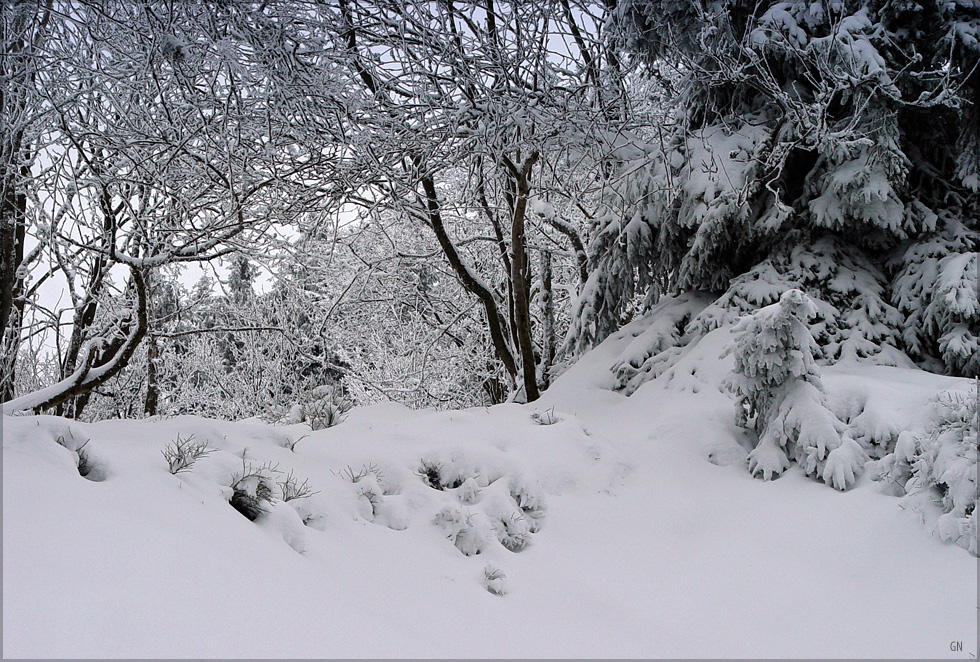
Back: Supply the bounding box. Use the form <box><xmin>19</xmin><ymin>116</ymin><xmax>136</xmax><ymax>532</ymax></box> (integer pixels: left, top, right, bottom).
<box><xmin>2</xmin><ymin>0</ymin><xmax>53</xmax><ymax>402</ymax></box>
<box><xmin>504</xmin><ymin>151</ymin><xmax>540</xmax><ymax>402</ymax></box>
<box><xmin>543</xmin><ymin>214</ymin><xmax>589</xmax><ymax>290</ymax></box>
<box><xmin>0</xmin><ymin>161</ymin><xmax>27</xmax><ymax>402</ymax></box>
<box><xmin>144</xmin><ymin>334</ymin><xmax>159</xmax><ymax>416</ymax></box>
<box><xmin>539</xmin><ymin>248</ymin><xmax>555</xmax><ymax>388</ymax></box>
<box><xmin>419</xmin><ymin>173</ymin><xmax>518</xmax><ymax>380</ymax></box>
<box><xmin>476</xmin><ymin>163</ymin><xmax>519</xmax><ymax>352</ymax></box>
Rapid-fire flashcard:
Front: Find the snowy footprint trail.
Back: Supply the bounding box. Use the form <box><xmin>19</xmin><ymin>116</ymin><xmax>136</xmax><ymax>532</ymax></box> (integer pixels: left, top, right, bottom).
<box><xmin>3</xmin><ymin>328</ymin><xmax>977</xmax><ymax>658</ymax></box>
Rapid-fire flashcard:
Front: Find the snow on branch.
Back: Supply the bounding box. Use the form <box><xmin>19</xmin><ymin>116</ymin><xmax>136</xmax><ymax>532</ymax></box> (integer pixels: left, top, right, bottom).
<box><xmin>3</xmin><ymin>267</ymin><xmax>148</xmax><ymax>415</ymax></box>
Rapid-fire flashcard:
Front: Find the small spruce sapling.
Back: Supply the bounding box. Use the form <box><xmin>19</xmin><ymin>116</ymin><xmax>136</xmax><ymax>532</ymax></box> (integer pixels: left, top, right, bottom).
<box><xmin>483</xmin><ymin>563</ymin><xmax>508</xmax><ymax>596</ymax></box>
<box><xmin>416</xmin><ymin>459</ymin><xmax>445</xmax><ymax>490</ymax></box>
<box><xmin>433</xmin><ymin>506</ymin><xmax>492</xmax><ymax>556</ymax></box>
<box><xmin>901</xmin><ymin>387</ymin><xmax>978</xmax><ymax>555</ymax></box>
<box><xmin>726</xmin><ymin>289</ymin><xmax>866</xmax><ymax>489</ymax></box>
<box><xmin>341</xmin><ymin>462</ymin><xmax>383</xmax><ymax>484</ymax></box>
<box><xmin>278</xmin><ymin>433</ymin><xmax>309</xmax><ymax>453</ymax></box>
<box><xmin>530</xmin><ymin>407</ymin><xmax>561</xmax><ymax>425</ymax></box>
<box><xmin>55</xmin><ymin>429</ymin><xmax>96</xmax><ymax>479</ymax></box>
<box><xmin>303</xmin><ymin>384</ymin><xmax>353</xmax><ymax>430</ymax></box>
<box><xmin>74</xmin><ymin>440</ymin><xmax>94</xmax><ymax>478</ymax></box>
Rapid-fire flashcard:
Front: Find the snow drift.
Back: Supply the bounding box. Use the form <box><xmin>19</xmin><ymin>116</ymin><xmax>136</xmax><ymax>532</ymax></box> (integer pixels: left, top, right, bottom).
<box><xmin>3</xmin><ymin>316</ymin><xmax>977</xmax><ymax>658</ymax></box>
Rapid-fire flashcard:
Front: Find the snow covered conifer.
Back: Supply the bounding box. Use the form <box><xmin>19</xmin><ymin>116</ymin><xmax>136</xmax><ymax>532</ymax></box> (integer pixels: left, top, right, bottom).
<box><xmin>567</xmin><ymin>0</ymin><xmax>980</xmax><ymax>381</ymax></box>
<box><xmin>902</xmin><ymin>387</ymin><xmax>979</xmax><ymax>555</ymax></box>
<box><xmin>893</xmin><ymin>227</ymin><xmax>980</xmax><ymax>377</ymax></box>
<box><xmin>727</xmin><ymin>289</ymin><xmax>820</xmax><ymax>429</ymax></box>
<box><xmin>727</xmin><ymin>289</ymin><xmax>866</xmax><ymax>488</ymax></box>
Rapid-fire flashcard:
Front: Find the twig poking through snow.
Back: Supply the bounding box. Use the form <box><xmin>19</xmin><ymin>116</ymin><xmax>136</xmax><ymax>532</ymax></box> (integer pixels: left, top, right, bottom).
<box><xmin>162</xmin><ymin>433</ymin><xmax>214</xmax><ymax>475</ymax></box>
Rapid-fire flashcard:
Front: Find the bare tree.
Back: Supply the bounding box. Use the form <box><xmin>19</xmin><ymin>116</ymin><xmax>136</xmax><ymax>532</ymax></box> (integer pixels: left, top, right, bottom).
<box><xmin>1</xmin><ymin>0</ymin><xmax>55</xmax><ymax>401</ymax></box>
<box><xmin>3</xmin><ymin>0</ymin><xmax>623</xmax><ymax>415</ymax></box>
<box><xmin>322</xmin><ymin>0</ymin><xmax>619</xmax><ymax>401</ymax></box>
<box><xmin>2</xmin><ymin>1</ymin><xmax>349</xmax><ymax>415</ymax></box>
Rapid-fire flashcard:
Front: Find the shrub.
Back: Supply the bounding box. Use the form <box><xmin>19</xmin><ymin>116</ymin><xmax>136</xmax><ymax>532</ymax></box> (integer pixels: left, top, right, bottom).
<box><xmin>416</xmin><ymin>459</ymin><xmax>445</xmax><ymax>490</ymax></box>
<box><xmin>890</xmin><ymin>385</ymin><xmax>979</xmax><ymax>554</ymax></box>
<box><xmin>530</xmin><ymin>407</ymin><xmax>561</xmax><ymax>425</ymax></box>
<box><xmin>341</xmin><ymin>462</ymin><xmax>383</xmax><ymax>485</ymax></box>
<box><xmin>496</xmin><ymin>513</ymin><xmax>532</xmax><ymax>552</ymax></box>
<box><xmin>278</xmin><ymin>470</ymin><xmax>319</xmax><ymax>502</ymax></box>
<box><xmin>483</xmin><ymin>563</ymin><xmax>508</xmax><ymax>596</ymax></box>
<box><xmin>162</xmin><ymin>433</ymin><xmax>214</xmax><ymax>474</ymax></box>
<box><xmin>75</xmin><ymin>440</ymin><xmax>94</xmax><ymax>478</ymax></box>
<box><xmin>433</xmin><ymin>506</ymin><xmax>492</xmax><ymax>556</ymax></box>
<box><xmin>303</xmin><ymin>384</ymin><xmax>353</xmax><ymax>430</ymax></box>
<box><xmin>55</xmin><ymin>431</ymin><xmax>96</xmax><ymax>480</ymax></box>
<box><xmin>508</xmin><ymin>475</ymin><xmax>546</xmax><ymax>532</ymax></box>
<box><xmin>229</xmin><ymin>456</ymin><xmax>280</xmax><ymax>521</ymax></box>
<box><xmin>278</xmin><ymin>433</ymin><xmax>309</xmax><ymax>452</ymax></box>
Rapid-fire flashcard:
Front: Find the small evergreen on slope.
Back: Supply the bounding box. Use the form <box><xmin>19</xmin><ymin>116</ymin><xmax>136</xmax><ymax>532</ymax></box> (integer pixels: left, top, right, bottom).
<box><xmin>726</xmin><ymin>289</ymin><xmax>866</xmax><ymax>488</ymax></box>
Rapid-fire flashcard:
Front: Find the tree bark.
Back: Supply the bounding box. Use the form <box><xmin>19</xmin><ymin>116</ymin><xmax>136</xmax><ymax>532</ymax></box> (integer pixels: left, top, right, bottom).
<box><xmin>419</xmin><ymin>174</ymin><xmax>518</xmax><ymax>380</ymax></box>
<box><xmin>1</xmin><ymin>0</ymin><xmax>51</xmax><ymax>401</ymax></box>
<box><xmin>144</xmin><ymin>334</ymin><xmax>159</xmax><ymax>416</ymax></box>
<box><xmin>543</xmin><ymin>214</ymin><xmax>589</xmax><ymax>289</ymax></box>
<box><xmin>0</xmin><ymin>161</ymin><xmax>27</xmax><ymax>401</ymax></box>
<box><xmin>503</xmin><ymin>151</ymin><xmax>540</xmax><ymax>402</ymax></box>
<box><xmin>539</xmin><ymin>248</ymin><xmax>555</xmax><ymax>388</ymax></box>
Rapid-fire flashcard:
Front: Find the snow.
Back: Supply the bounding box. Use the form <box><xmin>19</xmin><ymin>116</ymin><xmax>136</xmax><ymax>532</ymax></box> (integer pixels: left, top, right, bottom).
<box><xmin>3</xmin><ymin>323</ymin><xmax>977</xmax><ymax>658</ymax></box>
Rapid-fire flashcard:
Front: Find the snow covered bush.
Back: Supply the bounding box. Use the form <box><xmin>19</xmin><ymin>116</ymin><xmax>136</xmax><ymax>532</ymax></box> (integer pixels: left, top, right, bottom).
<box><xmin>726</xmin><ymin>289</ymin><xmax>866</xmax><ymax>489</ymax></box>
<box><xmin>161</xmin><ymin>433</ymin><xmax>214</xmax><ymax>475</ymax></box>
<box><xmin>507</xmin><ymin>474</ymin><xmax>546</xmax><ymax>533</ymax></box>
<box><xmin>869</xmin><ymin>431</ymin><xmax>918</xmax><ymax>497</ymax></box>
<box><xmin>530</xmin><ymin>407</ymin><xmax>561</xmax><ymax>426</ymax></box>
<box><xmin>604</xmin><ymin>236</ymin><xmax>914</xmax><ymax>397</ymax></box>
<box><xmin>229</xmin><ymin>459</ymin><xmax>280</xmax><ymax>521</ymax></box>
<box><xmin>420</xmin><ymin>451</ymin><xmax>546</xmax><ymax>555</ymax></box>
<box><xmin>483</xmin><ymin>563</ymin><xmax>508</xmax><ymax>596</ymax></box>
<box><xmin>296</xmin><ymin>384</ymin><xmax>352</xmax><ymax>430</ymax></box>
<box><xmin>919</xmin><ymin>251</ymin><xmax>979</xmax><ymax>377</ymax></box>
<box><xmin>433</xmin><ymin>506</ymin><xmax>493</xmax><ymax>556</ymax></box>
<box><xmin>338</xmin><ymin>462</ymin><xmax>407</xmax><ymax>530</ymax></box>
<box><xmin>341</xmin><ymin>463</ymin><xmax>384</xmax><ymax>485</ymax></box>
<box><xmin>416</xmin><ymin>457</ymin><xmax>482</xmax><ymax>491</ymax></box>
<box><xmin>75</xmin><ymin>442</ymin><xmax>94</xmax><ymax>479</ymax></box>
<box><xmin>874</xmin><ymin>385</ymin><xmax>979</xmax><ymax>555</ymax></box>
<box><xmin>609</xmin><ymin>293</ymin><xmax>713</xmax><ymax>394</ymax></box>
<box><xmin>416</xmin><ymin>459</ymin><xmax>448</xmax><ymax>490</ymax></box>
<box><xmin>691</xmin><ymin>237</ymin><xmax>906</xmax><ymax>364</ymax></box>
<box><xmin>278</xmin><ymin>471</ymin><xmax>318</xmax><ymax>502</ymax></box>
<box><xmin>54</xmin><ymin>431</ymin><xmax>96</xmax><ymax>480</ymax></box>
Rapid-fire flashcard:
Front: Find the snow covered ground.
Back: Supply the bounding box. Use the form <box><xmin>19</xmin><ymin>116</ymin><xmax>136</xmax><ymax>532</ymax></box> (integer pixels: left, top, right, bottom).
<box><xmin>3</xmin><ymin>323</ymin><xmax>977</xmax><ymax>659</ymax></box>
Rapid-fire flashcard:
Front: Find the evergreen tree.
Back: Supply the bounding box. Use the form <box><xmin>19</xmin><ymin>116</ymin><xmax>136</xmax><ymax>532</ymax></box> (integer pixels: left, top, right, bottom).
<box><xmin>227</xmin><ymin>256</ymin><xmax>259</xmax><ymax>305</ymax></box>
<box><xmin>569</xmin><ymin>0</ymin><xmax>979</xmax><ymax>377</ymax></box>
<box><xmin>726</xmin><ymin>289</ymin><xmax>867</xmax><ymax>488</ymax></box>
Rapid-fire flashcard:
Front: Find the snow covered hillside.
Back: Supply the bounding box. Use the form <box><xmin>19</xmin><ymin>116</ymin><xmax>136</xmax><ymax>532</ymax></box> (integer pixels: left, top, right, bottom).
<box><xmin>3</xmin><ymin>321</ymin><xmax>977</xmax><ymax>659</ymax></box>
